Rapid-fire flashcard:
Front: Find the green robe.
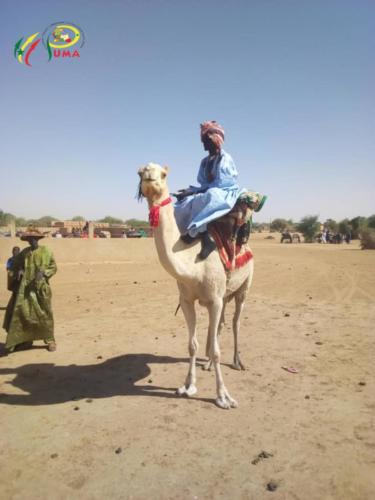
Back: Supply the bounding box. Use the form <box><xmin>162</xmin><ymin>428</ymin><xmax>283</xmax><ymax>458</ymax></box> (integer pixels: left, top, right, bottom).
<box><xmin>3</xmin><ymin>245</ymin><xmax>57</xmax><ymax>351</ymax></box>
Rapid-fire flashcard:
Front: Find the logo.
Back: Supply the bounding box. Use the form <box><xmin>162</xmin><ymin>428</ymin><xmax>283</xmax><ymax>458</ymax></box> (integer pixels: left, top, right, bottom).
<box><xmin>14</xmin><ymin>22</ymin><xmax>85</xmax><ymax>67</ymax></box>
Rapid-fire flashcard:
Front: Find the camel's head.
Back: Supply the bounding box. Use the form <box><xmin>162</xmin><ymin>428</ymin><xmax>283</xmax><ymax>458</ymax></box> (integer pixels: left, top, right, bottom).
<box><xmin>137</xmin><ymin>163</ymin><xmax>169</xmax><ymax>203</ymax></box>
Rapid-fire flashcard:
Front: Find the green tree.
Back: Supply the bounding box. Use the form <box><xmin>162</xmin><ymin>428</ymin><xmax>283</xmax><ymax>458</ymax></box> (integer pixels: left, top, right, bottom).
<box><xmin>350</xmin><ymin>216</ymin><xmax>367</xmax><ymax>239</ymax></box>
<box><xmin>270</xmin><ymin>218</ymin><xmax>289</xmax><ymax>232</ymax></box>
<box><xmin>15</xmin><ymin>217</ymin><xmax>28</xmax><ymax>227</ymax></box>
<box><xmin>125</xmin><ymin>218</ymin><xmax>149</xmax><ymax>228</ymax></box>
<box><xmin>297</xmin><ymin>215</ymin><xmax>320</xmax><ymax>243</ymax></box>
<box><xmin>324</xmin><ymin>218</ymin><xmax>338</xmax><ymax>232</ymax></box>
<box><xmin>72</xmin><ymin>215</ymin><xmax>85</xmax><ymax>221</ymax></box>
<box><xmin>338</xmin><ymin>218</ymin><xmax>351</xmax><ymax>234</ymax></box>
<box><xmin>367</xmin><ymin>214</ymin><xmax>375</xmax><ymax>229</ymax></box>
<box><xmin>27</xmin><ymin>216</ymin><xmax>58</xmax><ymax>227</ymax></box>
<box><xmin>0</xmin><ymin>209</ymin><xmax>15</xmax><ymax>226</ymax></box>
<box><xmin>98</xmin><ymin>216</ymin><xmax>124</xmax><ymax>224</ymax></box>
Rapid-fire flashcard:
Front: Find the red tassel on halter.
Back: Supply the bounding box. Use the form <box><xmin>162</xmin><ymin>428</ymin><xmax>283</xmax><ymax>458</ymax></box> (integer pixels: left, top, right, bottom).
<box><xmin>148</xmin><ymin>197</ymin><xmax>172</xmax><ymax>228</ymax></box>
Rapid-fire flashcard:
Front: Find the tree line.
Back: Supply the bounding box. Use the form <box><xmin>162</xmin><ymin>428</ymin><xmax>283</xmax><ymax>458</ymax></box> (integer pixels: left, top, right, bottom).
<box><xmin>265</xmin><ymin>215</ymin><xmax>375</xmax><ymax>241</ymax></box>
<box><xmin>2</xmin><ymin>209</ymin><xmax>375</xmax><ymax>248</ymax></box>
<box><xmin>0</xmin><ymin>210</ymin><xmax>148</xmax><ymax>228</ymax></box>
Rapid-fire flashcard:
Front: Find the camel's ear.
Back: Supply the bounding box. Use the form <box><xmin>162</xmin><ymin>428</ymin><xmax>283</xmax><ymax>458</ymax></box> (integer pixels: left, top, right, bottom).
<box><xmin>138</xmin><ymin>166</ymin><xmax>145</xmax><ymax>177</ymax></box>
<box><xmin>161</xmin><ymin>165</ymin><xmax>169</xmax><ymax>178</ymax></box>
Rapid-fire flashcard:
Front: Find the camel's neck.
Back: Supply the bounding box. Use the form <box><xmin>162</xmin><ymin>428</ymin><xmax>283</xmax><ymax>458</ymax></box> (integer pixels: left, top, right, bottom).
<box><xmin>149</xmin><ymin>192</ymin><xmax>191</xmax><ymax>281</ymax></box>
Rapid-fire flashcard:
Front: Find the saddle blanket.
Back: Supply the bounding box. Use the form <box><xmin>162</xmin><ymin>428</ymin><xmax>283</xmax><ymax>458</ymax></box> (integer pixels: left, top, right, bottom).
<box><xmin>207</xmin><ymin>192</ymin><xmax>263</xmax><ymax>271</ymax></box>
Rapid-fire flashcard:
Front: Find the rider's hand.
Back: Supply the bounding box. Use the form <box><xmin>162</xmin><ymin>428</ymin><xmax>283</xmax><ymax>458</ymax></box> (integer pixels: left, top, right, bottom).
<box><xmin>175</xmin><ymin>189</ymin><xmax>193</xmax><ymax>201</ymax></box>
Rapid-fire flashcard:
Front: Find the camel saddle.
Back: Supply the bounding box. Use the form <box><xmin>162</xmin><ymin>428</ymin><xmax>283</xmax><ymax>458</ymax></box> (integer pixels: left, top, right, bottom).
<box><xmin>208</xmin><ymin>191</ymin><xmax>266</xmax><ymax>272</ymax></box>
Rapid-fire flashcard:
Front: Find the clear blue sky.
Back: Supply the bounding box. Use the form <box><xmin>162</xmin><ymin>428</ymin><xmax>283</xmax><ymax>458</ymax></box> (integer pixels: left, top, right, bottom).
<box><xmin>1</xmin><ymin>0</ymin><xmax>374</xmax><ymax>223</ymax></box>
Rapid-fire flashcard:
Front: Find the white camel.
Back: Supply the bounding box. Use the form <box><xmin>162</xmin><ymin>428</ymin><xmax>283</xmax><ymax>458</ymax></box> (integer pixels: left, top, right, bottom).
<box><xmin>138</xmin><ymin>163</ymin><xmax>255</xmax><ymax>409</ymax></box>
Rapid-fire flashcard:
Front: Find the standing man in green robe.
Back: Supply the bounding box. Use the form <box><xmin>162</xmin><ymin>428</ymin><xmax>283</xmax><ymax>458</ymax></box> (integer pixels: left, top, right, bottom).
<box><xmin>3</xmin><ymin>228</ymin><xmax>57</xmax><ymax>353</ymax></box>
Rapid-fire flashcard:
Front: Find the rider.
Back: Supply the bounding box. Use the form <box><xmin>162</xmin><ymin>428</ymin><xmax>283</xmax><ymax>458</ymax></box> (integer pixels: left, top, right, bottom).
<box><xmin>174</xmin><ymin>121</ymin><xmax>246</xmax><ymax>260</ymax></box>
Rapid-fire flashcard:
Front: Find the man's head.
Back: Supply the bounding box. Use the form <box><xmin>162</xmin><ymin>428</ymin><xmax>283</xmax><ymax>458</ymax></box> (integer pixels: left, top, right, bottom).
<box><xmin>12</xmin><ymin>246</ymin><xmax>20</xmax><ymax>257</ymax></box>
<box><xmin>26</xmin><ymin>237</ymin><xmax>41</xmax><ymax>250</ymax></box>
<box><xmin>200</xmin><ymin>121</ymin><xmax>225</xmax><ymax>154</ymax></box>
<box><xmin>20</xmin><ymin>227</ymin><xmax>44</xmax><ymax>249</ymax></box>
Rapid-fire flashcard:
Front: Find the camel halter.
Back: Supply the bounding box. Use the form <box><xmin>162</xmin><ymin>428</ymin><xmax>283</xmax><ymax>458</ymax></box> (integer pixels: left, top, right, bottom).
<box><xmin>148</xmin><ymin>197</ymin><xmax>172</xmax><ymax>228</ymax></box>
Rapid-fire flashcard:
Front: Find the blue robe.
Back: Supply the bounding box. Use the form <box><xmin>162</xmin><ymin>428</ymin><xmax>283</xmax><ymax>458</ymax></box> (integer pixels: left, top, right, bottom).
<box><xmin>174</xmin><ymin>149</ymin><xmax>246</xmax><ymax>237</ymax></box>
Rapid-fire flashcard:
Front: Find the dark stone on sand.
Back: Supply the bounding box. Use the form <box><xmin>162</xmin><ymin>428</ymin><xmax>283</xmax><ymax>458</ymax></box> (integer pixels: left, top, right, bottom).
<box><xmin>115</xmin><ymin>447</ymin><xmax>122</xmax><ymax>454</ymax></box>
<box><xmin>266</xmin><ymin>480</ymin><xmax>278</xmax><ymax>491</ymax></box>
<box><xmin>74</xmin><ymin>406</ymin><xmax>79</xmax><ymax>411</ymax></box>
<box><xmin>284</xmin><ymin>313</ymin><xmax>290</xmax><ymax>317</ymax></box>
<box><xmin>148</xmin><ymin>379</ymin><xmax>153</xmax><ymax>383</ymax></box>
<box><xmin>97</xmin><ymin>355</ymin><xmax>103</xmax><ymax>359</ymax></box>
<box><xmin>133</xmin><ymin>281</ymin><xmax>138</xmax><ymax>284</ymax></box>
<box><xmin>50</xmin><ymin>453</ymin><xmax>58</xmax><ymax>459</ymax></box>
<box><xmin>86</xmin><ymin>399</ymin><xmax>93</xmax><ymax>403</ymax></box>
<box><xmin>305</xmin><ymin>395</ymin><xmax>310</xmax><ymax>399</ymax></box>
<box><xmin>359</xmin><ymin>381</ymin><xmax>366</xmax><ymax>386</ymax></box>
<box><xmin>315</xmin><ymin>341</ymin><xmax>323</xmax><ymax>345</ymax></box>
<box><xmin>251</xmin><ymin>450</ymin><xmax>273</xmax><ymax>465</ymax></box>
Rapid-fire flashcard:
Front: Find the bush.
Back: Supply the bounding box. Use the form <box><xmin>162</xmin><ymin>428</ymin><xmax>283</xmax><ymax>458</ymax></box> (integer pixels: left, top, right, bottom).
<box><xmin>270</xmin><ymin>218</ymin><xmax>289</xmax><ymax>232</ymax></box>
<box><xmin>360</xmin><ymin>229</ymin><xmax>375</xmax><ymax>250</ymax></box>
<box><xmin>350</xmin><ymin>216</ymin><xmax>367</xmax><ymax>239</ymax></box>
<box><xmin>297</xmin><ymin>215</ymin><xmax>320</xmax><ymax>243</ymax></box>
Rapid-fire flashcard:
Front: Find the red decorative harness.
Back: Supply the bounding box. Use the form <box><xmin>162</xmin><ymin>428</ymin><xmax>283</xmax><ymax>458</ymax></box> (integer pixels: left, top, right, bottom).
<box><xmin>148</xmin><ymin>197</ymin><xmax>172</xmax><ymax>228</ymax></box>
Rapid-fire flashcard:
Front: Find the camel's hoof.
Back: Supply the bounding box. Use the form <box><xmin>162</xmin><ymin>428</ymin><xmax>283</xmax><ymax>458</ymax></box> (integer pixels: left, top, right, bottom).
<box><xmin>176</xmin><ymin>384</ymin><xmax>197</xmax><ymax>397</ymax></box>
<box><xmin>202</xmin><ymin>361</ymin><xmax>212</xmax><ymax>371</ymax></box>
<box><xmin>215</xmin><ymin>396</ymin><xmax>238</xmax><ymax>409</ymax></box>
<box><xmin>231</xmin><ymin>361</ymin><xmax>246</xmax><ymax>371</ymax></box>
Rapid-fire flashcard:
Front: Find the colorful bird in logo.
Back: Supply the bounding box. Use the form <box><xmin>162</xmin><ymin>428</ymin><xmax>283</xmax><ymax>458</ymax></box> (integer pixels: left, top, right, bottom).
<box><xmin>14</xmin><ymin>32</ymin><xmax>41</xmax><ymax>66</ymax></box>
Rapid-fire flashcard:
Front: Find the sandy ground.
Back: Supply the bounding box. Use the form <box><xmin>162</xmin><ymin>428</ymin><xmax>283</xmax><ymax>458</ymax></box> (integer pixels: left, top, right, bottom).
<box><xmin>0</xmin><ymin>235</ymin><xmax>374</xmax><ymax>500</ymax></box>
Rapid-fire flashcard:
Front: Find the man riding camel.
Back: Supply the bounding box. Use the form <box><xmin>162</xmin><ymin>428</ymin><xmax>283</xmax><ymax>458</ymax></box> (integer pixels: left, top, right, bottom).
<box><xmin>174</xmin><ymin>120</ymin><xmax>257</xmax><ymax>259</ymax></box>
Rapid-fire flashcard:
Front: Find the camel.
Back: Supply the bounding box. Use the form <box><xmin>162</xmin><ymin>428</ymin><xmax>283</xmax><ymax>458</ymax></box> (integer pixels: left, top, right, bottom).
<box><xmin>138</xmin><ymin>163</ymin><xmax>256</xmax><ymax>409</ymax></box>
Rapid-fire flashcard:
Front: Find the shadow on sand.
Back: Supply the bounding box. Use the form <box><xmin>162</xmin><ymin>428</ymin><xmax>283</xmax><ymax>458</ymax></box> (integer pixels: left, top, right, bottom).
<box><xmin>0</xmin><ymin>349</ymin><xmax>213</xmax><ymax>406</ymax></box>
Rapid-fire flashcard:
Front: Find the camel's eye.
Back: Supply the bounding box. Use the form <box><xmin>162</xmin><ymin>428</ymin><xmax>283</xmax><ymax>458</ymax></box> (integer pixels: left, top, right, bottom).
<box><xmin>161</xmin><ymin>171</ymin><xmax>167</xmax><ymax>179</ymax></box>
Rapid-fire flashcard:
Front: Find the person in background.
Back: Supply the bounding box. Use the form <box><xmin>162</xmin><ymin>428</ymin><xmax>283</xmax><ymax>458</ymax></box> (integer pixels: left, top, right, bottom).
<box><xmin>6</xmin><ymin>246</ymin><xmax>20</xmax><ymax>272</ymax></box>
<box><xmin>2</xmin><ymin>228</ymin><xmax>57</xmax><ymax>353</ymax></box>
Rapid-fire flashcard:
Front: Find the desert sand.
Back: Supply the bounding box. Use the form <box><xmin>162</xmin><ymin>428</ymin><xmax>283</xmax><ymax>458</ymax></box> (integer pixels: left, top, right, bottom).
<box><xmin>0</xmin><ymin>235</ymin><xmax>374</xmax><ymax>500</ymax></box>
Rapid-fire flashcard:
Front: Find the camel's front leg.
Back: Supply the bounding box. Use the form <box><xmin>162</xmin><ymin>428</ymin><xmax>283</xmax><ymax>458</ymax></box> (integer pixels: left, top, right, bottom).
<box><xmin>176</xmin><ymin>298</ymin><xmax>198</xmax><ymax>397</ymax></box>
<box><xmin>232</xmin><ymin>295</ymin><xmax>246</xmax><ymax>370</ymax></box>
<box><xmin>208</xmin><ymin>299</ymin><xmax>238</xmax><ymax>409</ymax></box>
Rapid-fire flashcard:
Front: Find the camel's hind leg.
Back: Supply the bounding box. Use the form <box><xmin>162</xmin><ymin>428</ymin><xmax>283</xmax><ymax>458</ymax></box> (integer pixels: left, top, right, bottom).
<box><xmin>203</xmin><ymin>301</ymin><xmax>226</xmax><ymax>371</ymax></box>
<box><xmin>207</xmin><ymin>298</ymin><xmax>238</xmax><ymax>409</ymax></box>
<box><xmin>176</xmin><ymin>297</ymin><xmax>198</xmax><ymax>397</ymax></box>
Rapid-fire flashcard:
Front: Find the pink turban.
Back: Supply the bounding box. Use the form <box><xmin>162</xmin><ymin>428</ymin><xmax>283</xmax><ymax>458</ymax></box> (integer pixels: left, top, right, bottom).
<box><xmin>200</xmin><ymin>121</ymin><xmax>225</xmax><ymax>149</ymax></box>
